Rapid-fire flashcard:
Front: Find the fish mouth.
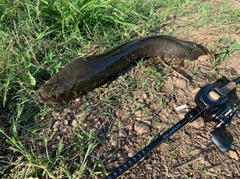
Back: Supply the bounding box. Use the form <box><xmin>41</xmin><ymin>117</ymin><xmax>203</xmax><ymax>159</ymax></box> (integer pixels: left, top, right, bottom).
<box><xmin>38</xmin><ymin>91</ymin><xmax>61</xmax><ymax>105</ymax></box>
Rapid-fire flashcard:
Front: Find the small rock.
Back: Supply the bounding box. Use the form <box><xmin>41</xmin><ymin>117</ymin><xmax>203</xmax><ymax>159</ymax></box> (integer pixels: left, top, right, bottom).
<box><xmin>117</xmin><ymin>152</ymin><xmax>125</xmax><ymax>160</ymax></box>
<box><xmin>110</xmin><ymin>139</ymin><xmax>117</xmax><ymax>147</ymax></box>
<box><xmin>138</xmin><ymin>98</ymin><xmax>145</xmax><ymax>103</ymax></box>
<box><xmin>229</xmin><ymin>150</ymin><xmax>239</xmax><ymax>160</ymax></box>
<box><xmin>134</xmin><ymin>121</ymin><xmax>150</xmax><ymax>134</ymax></box>
<box><xmin>119</xmin><ymin>128</ymin><xmax>128</xmax><ymax>137</ymax></box>
<box><xmin>71</xmin><ymin>119</ymin><xmax>78</xmax><ymax>127</ymax></box>
<box><xmin>135</xmin><ymin>110</ymin><xmax>142</xmax><ymax>117</ymax></box>
<box><xmin>142</xmin><ymin>92</ymin><xmax>148</xmax><ymax>99</ymax></box>
<box><xmin>74</xmin><ymin>98</ymin><xmax>80</xmax><ymax>103</ymax></box>
<box><xmin>128</xmin><ymin>150</ymin><xmax>136</xmax><ymax>158</ymax></box>
<box><xmin>63</xmin><ymin>120</ymin><xmax>68</xmax><ymax>125</ymax></box>
<box><xmin>52</xmin><ymin>112</ymin><xmax>60</xmax><ymax>119</ymax></box>
<box><xmin>53</xmin><ymin>121</ymin><xmax>60</xmax><ymax>129</ymax></box>
<box><xmin>189</xmin><ymin>119</ymin><xmax>205</xmax><ymax>128</ymax></box>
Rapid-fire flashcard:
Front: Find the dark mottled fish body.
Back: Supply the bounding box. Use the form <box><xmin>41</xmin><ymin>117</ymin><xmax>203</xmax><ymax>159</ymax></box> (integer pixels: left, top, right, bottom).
<box><xmin>38</xmin><ymin>35</ymin><xmax>207</xmax><ymax>104</ymax></box>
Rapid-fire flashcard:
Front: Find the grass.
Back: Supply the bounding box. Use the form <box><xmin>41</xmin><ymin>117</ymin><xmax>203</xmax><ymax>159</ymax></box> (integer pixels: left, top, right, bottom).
<box><xmin>0</xmin><ymin>0</ymin><xmax>240</xmax><ymax>178</ymax></box>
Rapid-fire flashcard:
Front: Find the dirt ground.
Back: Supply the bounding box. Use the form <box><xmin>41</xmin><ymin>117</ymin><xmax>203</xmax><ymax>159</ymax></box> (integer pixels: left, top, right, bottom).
<box><xmin>38</xmin><ymin>18</ymin><xmax>240</xmax><ymax>178</ymax></box>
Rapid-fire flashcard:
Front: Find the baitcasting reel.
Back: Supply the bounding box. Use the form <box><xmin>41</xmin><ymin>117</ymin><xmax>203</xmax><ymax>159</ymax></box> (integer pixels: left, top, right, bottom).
<box><xmin>195</xmin><ymin>78</ymin><xmax>240</xmax><ymax>152</ymax></box>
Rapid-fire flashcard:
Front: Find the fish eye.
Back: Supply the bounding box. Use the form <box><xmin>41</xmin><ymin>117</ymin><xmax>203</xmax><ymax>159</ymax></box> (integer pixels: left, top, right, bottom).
<box><xmin>55</xmin><ymin>93</ymin><xmax>63</xmax><ymax>99</ymax></box>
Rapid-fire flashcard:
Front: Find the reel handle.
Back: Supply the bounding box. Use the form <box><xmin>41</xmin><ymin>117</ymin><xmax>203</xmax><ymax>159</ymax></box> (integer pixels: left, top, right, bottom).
<box><xmin>210</xmin><ymin>109</ymin><xmax>239</xmax><ymax>152</ymax></box>
<box><xmin>211</xmin><ymin>133</ymin><xmax>231</xmax><ymax>152</ymax></box>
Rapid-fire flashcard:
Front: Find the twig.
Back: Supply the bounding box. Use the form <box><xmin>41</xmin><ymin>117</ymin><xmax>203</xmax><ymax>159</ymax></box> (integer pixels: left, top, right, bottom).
<box><xmin>157</xmin><ymin>56</ymin><xmax>189</xmax><ymax>81</ymax></box>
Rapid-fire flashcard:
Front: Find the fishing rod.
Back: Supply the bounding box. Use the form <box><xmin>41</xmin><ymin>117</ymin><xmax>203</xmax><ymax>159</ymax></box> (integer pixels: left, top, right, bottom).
<box><xmin>105</xmin><ymin>77</ymin><xmax>240</xmax><ymax>179</ymax></box>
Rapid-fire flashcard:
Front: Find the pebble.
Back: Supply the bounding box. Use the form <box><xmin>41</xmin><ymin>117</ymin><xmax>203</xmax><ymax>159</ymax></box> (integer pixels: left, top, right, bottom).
<box><xmin>53</xmin><ymin>121</ymin><xmax>60</xmax><ymax>129</ymax></box>
<box><xmin>52</xmin><ymin>112</ymin><xmax>60</xmax><ymax>117</ymax></box>
<box><xmin>134</xmin><ymin>121</ymin><xmax>150</xmax><ymax>134</ymax></box>
<box><xmin>74</xmin><ymin>98</ymin><xmax>80</xmax><ymax>103</ymax></box>
<box><xmin>142</xmin><ymin>92</ymin><xmax>148</xmax><ymax>99</ymax></box>
<box><xmin>128</xmin><ymin>150</ymin><xmax>136</xmax><ymax>158</ymax></box>
<box><xmin>110</xmin><ymin>139</ymin><xmax>117</xmax><ymax>147</ymax></box>
<box><xmin>63</xmin><ymin>120</ymin><xmax>68</xmax><ymax>125</ymax></box>
<box><xmin>138</xmin><ymin>98</ymin><xmax>145</xmax><ymax>103</ymax></box>
<box><xmin>134</xmin><ymin>110</ymin><xmax>142</xmax><ymax>117</ymax></box>
<box><xmin>71</xmin><ymin>119</ymin><xmax>78</xmax><ymax>127</ymax></box>
<box><xmin>229</xmin><ymin>150</ymin><xmax>239</xmax><ymax>160</ymax></box>
<box><xmin>117</xmin><ymin>152</ymin><xmax>125</xmax><ymax>161</ymax></box>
